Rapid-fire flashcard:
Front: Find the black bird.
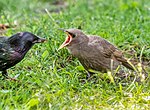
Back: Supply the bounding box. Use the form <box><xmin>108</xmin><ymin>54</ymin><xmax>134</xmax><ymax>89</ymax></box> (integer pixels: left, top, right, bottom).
<box><xmin>0</xmin><ymin>32</ymin><xmax>46</xmax><ymax>80</ymax></box>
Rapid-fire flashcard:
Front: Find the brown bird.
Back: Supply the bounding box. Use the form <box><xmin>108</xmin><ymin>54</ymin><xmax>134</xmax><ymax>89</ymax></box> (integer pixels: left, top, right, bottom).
<box><xmin>58</xmin><ymin>28</ymin><xmax>134</xmax><ymax>77</ymax></box>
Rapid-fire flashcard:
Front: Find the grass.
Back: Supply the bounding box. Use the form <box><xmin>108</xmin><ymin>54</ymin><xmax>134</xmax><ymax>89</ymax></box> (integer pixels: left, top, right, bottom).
<box><xmin>0</xmin><ymin>0</ymin><xmax>150</xmax><ymax>109</ymax></box>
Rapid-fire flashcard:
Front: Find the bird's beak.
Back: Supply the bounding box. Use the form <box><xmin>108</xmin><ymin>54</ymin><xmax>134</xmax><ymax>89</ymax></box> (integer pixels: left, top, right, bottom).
<box><xmin>58</xmin><ymin>29</ymin><xmax>72</xmax><ymax>50</ymax></box>
<box><xmin>33</xmin><ymin>37</ymin><xmax>47</xmax><ymax>43</ymax></box>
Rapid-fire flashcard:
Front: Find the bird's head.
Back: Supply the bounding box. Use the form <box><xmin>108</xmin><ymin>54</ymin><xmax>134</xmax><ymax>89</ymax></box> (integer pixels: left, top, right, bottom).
<box><xmin>9</xmin><ymin>32</ymin><xmax>46</xmax><ymax>45</ymax></box>
<box><xmin>58</xmin><ymin>28</ymin><xmax>88</xmax><ymax>50</ymax></box>
<box><xmin>18</xmin><ymin>32</ymin><xmax>46</xmax><ymax>44</ymax></box>
<box><xmin>8</xmin><ymin>32</ymin><xmax>46</xmax><ymax>52</ymax></box>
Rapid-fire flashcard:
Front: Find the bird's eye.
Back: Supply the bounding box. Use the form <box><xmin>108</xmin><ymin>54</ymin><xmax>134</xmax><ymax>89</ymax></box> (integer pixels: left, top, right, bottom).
<box><xmin>70</xmin><ymin>33</ymin><xmax>76</xmax><ymax>38</ymax></box>
<box><xmin>18</xmin><ymin>32</ymin><xmax>24</xmax><ymax>37</ymax></box>
<box><xmin>72</xmin><ymin>34</ymin><xmax>76</xmax><ymax>38</ymax></box>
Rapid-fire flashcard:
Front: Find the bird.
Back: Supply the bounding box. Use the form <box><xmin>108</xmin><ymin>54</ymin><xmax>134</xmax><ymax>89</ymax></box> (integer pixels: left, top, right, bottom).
<box><xmin>58</xmin><ymin>28</ymin><xmax>135</xmax><ymax>78</ymax></box>
<box><xmin>0</xmin><ymin>32</ymin><xmax>46</xmax><ymax>80</ymax></box>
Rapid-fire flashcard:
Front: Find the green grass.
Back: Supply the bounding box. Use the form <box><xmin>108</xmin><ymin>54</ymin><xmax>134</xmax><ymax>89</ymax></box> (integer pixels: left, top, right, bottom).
<box><xmin>0</xmin><ymin>0</ymin><xmax>150</xmax><ymax>109</ymax></box>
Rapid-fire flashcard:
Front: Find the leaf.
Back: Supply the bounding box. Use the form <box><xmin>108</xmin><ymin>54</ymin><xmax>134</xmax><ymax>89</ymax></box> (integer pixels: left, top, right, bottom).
<box><xmin>0</xmin><ymin>23</ymin><xmax>17</xmax><ymax>30</ymax></box>
<box><xmin>76</xmin><ymin>66</ymin><xmax>85</xmax><ymax>71</ymax></box>
<box><xmin>0</xmin><ymin>24</ymin><xmax>10</xmax><ymax>30</ymax></box>
<box><xmin>27</xmin><ymin>98</ymin><xmax>39</xmax><ymax>108</ymax></box>
<box><xmin>42</xmin><ymin>50</ymin><xmax>49</xmax><ymax>58</ymax></box>
<box><xmin>0</xmin><ymin>90</ymin><xmax>12</xmax><ymax>93</ymax></box>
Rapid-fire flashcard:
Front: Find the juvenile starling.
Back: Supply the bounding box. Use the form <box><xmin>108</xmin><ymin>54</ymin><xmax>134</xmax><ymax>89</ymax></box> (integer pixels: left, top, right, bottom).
<box><xmin>0</xmin><ymin>32</ymin><xmax>46</xmax><ymax>80</ymax></box>
<box><xmin>58</xmin><ymin>29</ymin><xmax>134</xmax><ymax>76</ymax></box>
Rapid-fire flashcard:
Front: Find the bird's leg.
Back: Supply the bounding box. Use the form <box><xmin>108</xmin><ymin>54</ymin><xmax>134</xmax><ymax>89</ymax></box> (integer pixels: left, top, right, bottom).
<box><xmin>107</xmin><ymin>71</ymin><xmax>115</xmax><ymax>84</ymax></box>
<box><xmin>2</xmin><ymin>70</ymin><xmax>8</xmax><ymax>78</ymax></box>
<box><xmin>86</xmin><ymin>72</ymin><xmax>95</xmax><ymax>80</ymax></box>
<box><xmin>87</xmin><ymin>72</ymin><xmax>91</xmax><ymax>79</ymax></box>
<box><xmin>80</xmin><ymin>72</ymin><xmax>93</xmax><ymax>84</ymax></box>
<box><xmin>2</xmin><ymin>70</ymin><xmax>18</xmax><ymax>81</ymax></box>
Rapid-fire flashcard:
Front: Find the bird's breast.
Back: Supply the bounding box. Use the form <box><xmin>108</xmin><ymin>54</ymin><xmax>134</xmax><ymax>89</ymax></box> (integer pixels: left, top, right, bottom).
<box><xmin>67</xmin><ymin>46</ymin><xmax>81</xmax><ymax>57</ymax></box>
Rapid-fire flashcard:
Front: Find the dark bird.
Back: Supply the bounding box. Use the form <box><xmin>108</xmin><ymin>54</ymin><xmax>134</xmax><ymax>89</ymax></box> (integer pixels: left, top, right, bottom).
<box><xmin>58</xmin><ymin>28</ymin><xmax>135</xmax><ymax>77</ymax></box>
<box><xmin>0</xmin><ymin>32</ymin><xmax>46</xmax><ymax>80</ymax></box>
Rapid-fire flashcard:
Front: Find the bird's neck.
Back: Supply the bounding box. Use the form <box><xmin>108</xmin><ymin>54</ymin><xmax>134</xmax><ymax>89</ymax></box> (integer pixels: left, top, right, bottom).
<box><xmin>67</xmin><ymin>41</ymin><xmax>88</xmax><ymax>57</ymax></box>
<box><xmin>8</xmin><ymin>36</ymin><xmax>33</xmax><ymax>56</ymax></box>
<box><xmin>67</xmin><ymin>35</ymin><xmax>89</xmax><ymax>57</ymax></box>
<box><xmin>8</xmin><ymin>41</ymin><xmax>32</xmax><ymax>57</ymax></box>
<box><xmin>14</xmin><ymin>44</ymin><xmax>33</xmax><ymax>54</ymax></box>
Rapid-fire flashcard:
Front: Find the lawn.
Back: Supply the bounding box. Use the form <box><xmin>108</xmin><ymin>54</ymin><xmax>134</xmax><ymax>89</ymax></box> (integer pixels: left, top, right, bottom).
<box><xmin>0</xmin><ymin>0</ymin><xmax>150</xmax><ymax>109</ymax></box>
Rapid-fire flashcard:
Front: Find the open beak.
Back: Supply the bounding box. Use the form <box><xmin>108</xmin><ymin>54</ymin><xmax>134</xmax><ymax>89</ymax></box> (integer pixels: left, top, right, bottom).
<box><xmin>58</xmin><ymin>29</ymin><xmax>72</xmax><ymax>50</ymax></box>
<box><xmin>33</xmin><ymin>37</ymin><xmax>47</xmax><ymax>43</ymax></box>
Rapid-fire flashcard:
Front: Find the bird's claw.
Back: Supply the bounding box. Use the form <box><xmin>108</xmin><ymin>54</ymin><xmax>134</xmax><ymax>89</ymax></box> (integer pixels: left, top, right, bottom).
<box><xmin>3</xmin><ymin>75</ymin><xmax>20</xmax><ymax>82</ymax></box>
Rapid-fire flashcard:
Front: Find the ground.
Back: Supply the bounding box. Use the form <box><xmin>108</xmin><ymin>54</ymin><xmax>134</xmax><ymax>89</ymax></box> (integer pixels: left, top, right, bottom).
<box><xmin>0</xmin><ymin>0</ymin><xmax>150</xmax><ymax>109</ymax></box>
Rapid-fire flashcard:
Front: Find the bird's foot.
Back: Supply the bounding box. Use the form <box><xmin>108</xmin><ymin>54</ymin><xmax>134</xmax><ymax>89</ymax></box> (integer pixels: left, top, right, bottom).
<box><xmin>87</xmin><ymin>72</ymin><xmax>91</xmax><ymax>79</ymax></box>
<box><xmin>2</xmin><ymin>70</ymin><xmax>20</xmax><ymax>82</ymax></box>
<box><xmin>4</xmin><ymin>75</ymin><xmax>20</xmax><ymax>82</ymax></box>
<box><xmin>6</xmin><ymin>77</ymin><xmax>18</xmax><ymax>81</ymax></box>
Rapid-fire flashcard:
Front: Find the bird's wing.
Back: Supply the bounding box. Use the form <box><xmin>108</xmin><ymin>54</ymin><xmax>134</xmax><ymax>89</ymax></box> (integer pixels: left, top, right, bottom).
<box><xmin>88</xmin><ymin>35</ymin><xmax>122</xmax><ymax>58</ymax></box>
<box><xmin>0</xmin><ymin>37</ymin><xmax>11</xmax><ymax>69</ymax></box>
<box><xmin>88</xmin><ymin>35</ymin><xmax>134</xmax><ymax>70</ymax></box>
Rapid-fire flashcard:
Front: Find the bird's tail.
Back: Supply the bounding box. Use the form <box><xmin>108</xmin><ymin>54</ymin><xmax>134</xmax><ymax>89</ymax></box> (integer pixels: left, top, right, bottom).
<box><xmin>113</xmin><ymin>50</ymin><xmax>136</xmax><ymax>70</ymax></box>
<box><xmin>116</xmin><ymin>57</ymin><xmax>136</xmax><ymax>70</ymax></box>
<box><xmin>122</xmin><ymin>59</ymin><xmax>135</xmax><ymax>70</ymax></box>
